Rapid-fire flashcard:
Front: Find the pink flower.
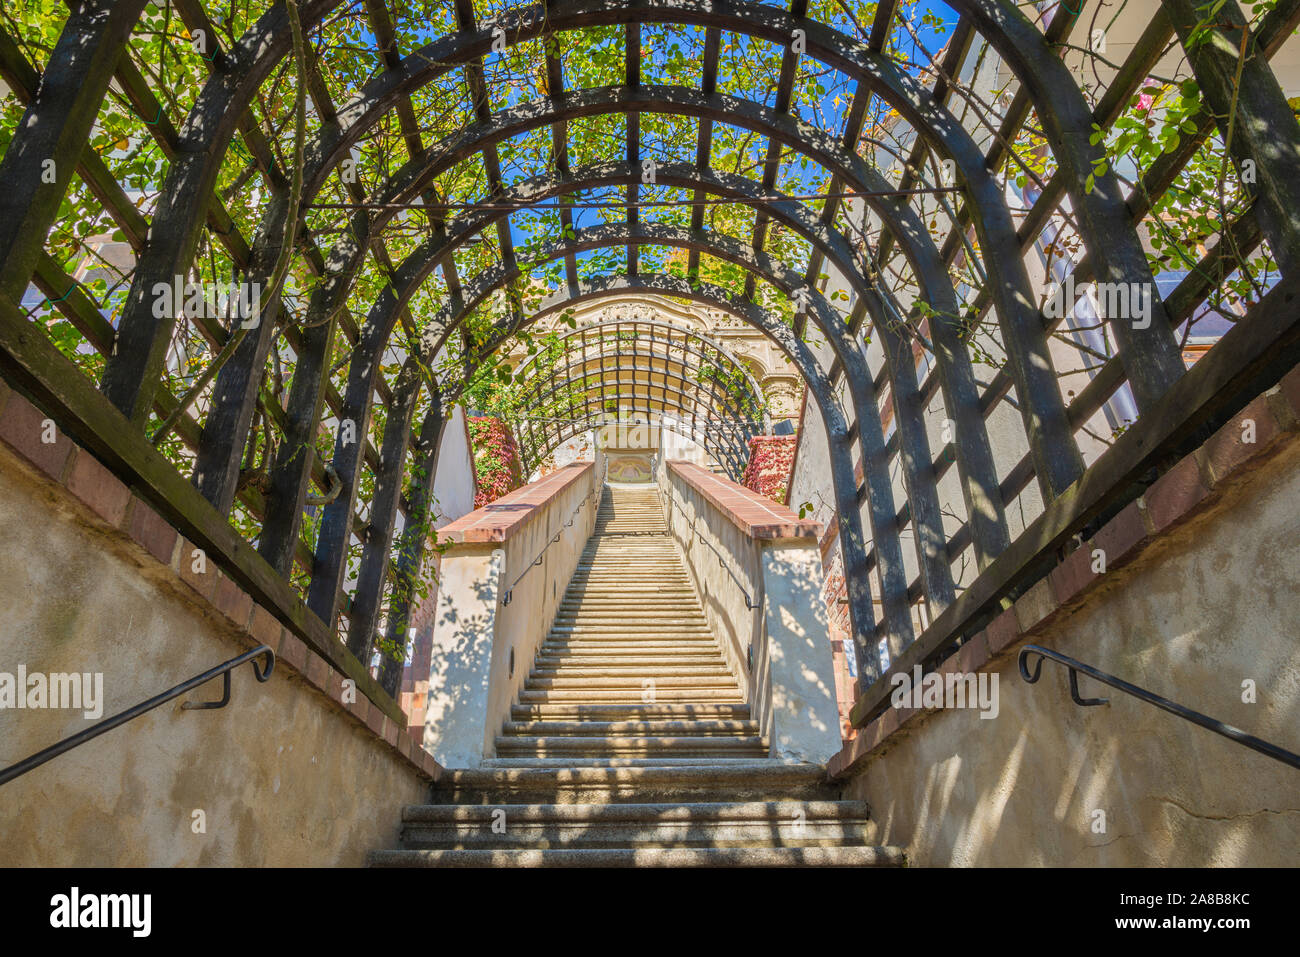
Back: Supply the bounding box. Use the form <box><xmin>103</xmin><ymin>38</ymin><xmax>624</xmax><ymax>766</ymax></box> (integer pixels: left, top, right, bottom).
<box><xmin>1136</xmin><ymin>80</ymin><xmax>1160</xmax><ymax>113</ymax></box>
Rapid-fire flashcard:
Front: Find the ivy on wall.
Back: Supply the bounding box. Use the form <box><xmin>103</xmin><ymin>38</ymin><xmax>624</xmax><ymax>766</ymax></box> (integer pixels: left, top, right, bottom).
<box><xmin>467</xmin><ymin>416</ymin><xmax>523</xmax><ymax>507</ymax></box>
<box><xmin>740</xmin><ymin>435</ymin><xmax>797</xmax><ymax>504</ymax></box>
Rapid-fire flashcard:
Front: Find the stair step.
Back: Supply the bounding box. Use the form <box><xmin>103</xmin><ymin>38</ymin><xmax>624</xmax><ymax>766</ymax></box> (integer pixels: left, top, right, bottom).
<box><xmin>560</xmin><ymin>594</ymin><xmax>693</xmax><ymax>600</ymax></box>
<box><xmin>548</xmin><ymin>624</ymin><xmax>712</xmax><ymax>633</ymax></box>
<box><xmin>502</xmin><ymin>720</ymin><xmax>760</xmax><ymax>736</ymax></box>
<box><xmin>538</xmin><ymin>643</ymin><xmax>719</xmax><ymax>652</ymax></box>
<box><xmin>371</xmin><ymin>845</ymin><xmax>904</xmax><ymax>867</ymax></box>
<box><xmin>531</xmin><ymin>666</ymin><xmax>733</xmax><ymax>678</ymax></box>
<box><xmin>535</xmin><ymin>655</ymin><xmax>723</xmax><ymax>665</ymax></box>
<box><xmin>481</xmin><ymin>757</ymin><xmax>772</xmax><ymax>768</ymax></box>
<box><xmin>552</xmin><ymin>613</ymin><xmax>705</xmax><ymax>622</ymax></box>
<box><xmin>496</xmin><ymin>735</ymin><xmax>767</xmax><ymax>753</ymax></box>
<box><xmin>428</xmin><ymin>763</ymin><xmax>835</xmax><ymax>804</ymax></box>
<box><xmin>523</xmin><ymin>676</ymin><xmax>742</xmax><ymax>689</ymax></box>
<box><xmin>394</xmin><ymin>801</ymin><xmax>878</xmax><ymax>850</ymax></box>
<box><xmin>540</xmin><ymin>638</ymin><xmax>718</xmax><ymax>647</ymax></box>
<box><xmin>518</xmin><ymin>690</ymin><xmax>745</xmax><ymax>702</ymax></box>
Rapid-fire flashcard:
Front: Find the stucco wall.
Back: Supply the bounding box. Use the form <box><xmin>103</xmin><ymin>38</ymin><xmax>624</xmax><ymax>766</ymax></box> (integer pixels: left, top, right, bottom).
<box><xmin>0</xmin><ymin>442</ymin><xmax>431</xmax><ymax>867</ymax></box>
<box><xmin>423</xmin><ymin>462</ymin><xmax>600</xmax><ymax>767</ymax></box>
<box><xmin>432</xmin><ymin>404</ymin><xmax>477</xmax><ymax>526</ymax></box>
<box><xmin>660</xmin><ymin>461</ymin><xmax>841</xmax><ymax>763</ymax></box>
<box><xmin>660</xmin><ymin>462</ymin><xmax>760</xmax><ymax>694</ymax></box>
<box><xmin>841</xmin><ymin>434</ymin><xmax>1300</xmax><ymax>866</ymax></box>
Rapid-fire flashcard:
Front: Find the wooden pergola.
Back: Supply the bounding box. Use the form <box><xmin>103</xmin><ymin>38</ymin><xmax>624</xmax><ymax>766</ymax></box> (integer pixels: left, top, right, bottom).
<box><xmin>1</xmin><ymin>0</ymin><xmax>1298</xmax><ymax>727</ymax></box>
<box><xmin>507</xmin><ymin>318</ymin><xmax>769</xmax><ymax>479</ymax></box>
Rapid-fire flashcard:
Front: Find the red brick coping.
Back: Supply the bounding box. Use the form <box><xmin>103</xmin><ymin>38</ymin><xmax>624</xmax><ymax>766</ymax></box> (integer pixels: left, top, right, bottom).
<box><xmin>0</xmin><ymin>379</ymin><xmax>442</xmax><ymax>783</ymax></box>
<box><xmin>827</xmin><ymin>367</ymin><xmax>1300</xmax><ymax>781</ymax></box>
<box><xmin>667</xmin><ymin>460</ymin><xmax>822</xmax><ymax>540</ymax></box>
<box><xmin>439</xmin><ymin>461</ymin><xmax>594</xmax><ymax>544</ymax></box>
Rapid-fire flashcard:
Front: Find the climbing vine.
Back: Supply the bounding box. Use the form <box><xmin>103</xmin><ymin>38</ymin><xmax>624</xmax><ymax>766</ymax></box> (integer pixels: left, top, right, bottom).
<box><xmin>467</xmin><ymin>415</ymin><xmax>524</xmax><ymax>506</ymax></box>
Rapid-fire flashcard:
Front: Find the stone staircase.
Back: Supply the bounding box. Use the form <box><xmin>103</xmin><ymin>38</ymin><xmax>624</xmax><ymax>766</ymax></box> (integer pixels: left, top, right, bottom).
<box><xmin>371</xmin><ymin>482</ymin><xmax>904</xmax><ymax>866</ymax></box>
<box><xmin>498</xmin><ymin>482</ymin><xmax>761</xmax><ymax>765</ymax></box>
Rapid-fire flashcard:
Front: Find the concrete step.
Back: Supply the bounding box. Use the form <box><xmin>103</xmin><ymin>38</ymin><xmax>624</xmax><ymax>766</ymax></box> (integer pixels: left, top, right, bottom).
<box><xmin>550</xmin><ymin>624</ymin><xmax>710</xmax><ymax>632</ymax></box>
<box><xmin>495</xmin><ymin>735</ymin><xmax>767</xmax><ymax>754</ymax></box>
<box><xmin>556</xmin><ymin>598</ymin><xmax>696</xmax><ymax>605</ymax></box>
<box><xmin>530</xmin><ymin>655</ymin><xmax>722</xmax><ymax>666</ymax></box>
<box><xmin>559</xmin><ymin>596</ymin><xmax>693</xmax><ymax>603</ymax></box>
<box><xmin>535</xmin><ymin>654</ymin><xmax>723</xmax><ymax>666</ymax></box>
<box><xmin>570</xmin><ymin>574</ymin><xmax>686</xmax><ymax>579</ymax></box>
<box><xmin>518</xmin><ymin>689</ymin><xmax>745</xmax><ymax>703</ymax></box>
<box><xmin>553</xmin><ymin>607</ymin><xmax>703</xmax><ymax>615</ymax></box>
<box><xmin>501</xmin><ymin>720</ymin><xmax>760</xmax><ymax>737</ymax></box>
<box><xmin>522</xmin><ymin>675</ymin><xmax>742</xmax><ymax>689</ymax></box>
<box><xmin>428</xmin><ymin>763</ymin><xmax>836</xmax><ymax>805</ymax></box>
<box><xmin>480</xmin><ymin>757</ymin><xmax>773</xmax><ymax>768</ymax></box>
<box><xmin>561</xmin><ymin>586</ymin><xmax>695</xmax><ymax>595</ymax></box>
<box><xmin>552</xmin><ymin>611</ymin><xmax>706</xmax><ymax>621</ymax></box>
<box><xmin>393</xmin><ymin>801</ymin><xmax>878</xmax><ymax>850</ymax></box>
<box><xmin>510</xmin><ymin>703</ymin><xmax>752</xmax><ymax>722</ymax></box>
<box><xmin>531</xmin><ymin>666</ymin><xmax>733</xmax><ymax>678</ymax></box>
<box><xmin>539</xmin><ymin>643</ymin><xmax>721</xmax><ymax>654</ymax></box>
<box><xmin>548</xmin><ymin>623</ymin><xmax>712</xmax><ymax>633</ymax></box>
<box><xmin>371</xmin><ymin>845</ymin><xmax>905</xmax><ymax>867</ymax></box>
<box><xmin>551</xmin><ymin>613</ymin><xmax>706</xmax><ymax>621</ymax></box>
<box><xmin>540</xmin><ymin>636</ymin><xmax>717</xmax><ymax>646</ymax></box>
<box><xmin>547</xmin><ymin>629</ymin><xmax>712</xmax><ymax>635</ymax></box>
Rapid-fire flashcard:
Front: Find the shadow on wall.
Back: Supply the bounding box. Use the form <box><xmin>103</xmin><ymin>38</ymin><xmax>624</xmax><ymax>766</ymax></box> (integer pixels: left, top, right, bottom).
<box><xmin>761</xmin><ymin>549</ymin><xmax>839</xmax><ymax>762</ymax></box>
<box><xmin>421</xmin><ymin>566</ymin><xmax>499</xmax><ymax>765</ymax></box>
<box><xmin>846</xmin><ymin>440</ymin><xmax>1300</xmax><ymax>866</ymax></box>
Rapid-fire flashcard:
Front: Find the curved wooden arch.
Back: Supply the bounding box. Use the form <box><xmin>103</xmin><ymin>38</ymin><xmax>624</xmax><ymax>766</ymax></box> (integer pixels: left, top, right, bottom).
<box><xmin>5</xmin><ymin>0</ymin><xmax>1300</xmax><ymax>699</ymax></box>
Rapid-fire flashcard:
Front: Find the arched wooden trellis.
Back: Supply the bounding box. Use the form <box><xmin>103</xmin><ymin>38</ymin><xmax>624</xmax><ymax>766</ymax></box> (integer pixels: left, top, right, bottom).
<box><xmin>504</xmin><ymin>318</ymin><xmax>770</xmax><ymax>481</ymax></box>
<box><xmin>1</xmin><ymin>0</ymin><xmax>1297</xmax><ymax>717</ymax></box>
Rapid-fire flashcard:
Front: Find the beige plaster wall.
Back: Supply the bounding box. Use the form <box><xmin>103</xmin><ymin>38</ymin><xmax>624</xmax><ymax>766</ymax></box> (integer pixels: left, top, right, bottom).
<box><xmin>0</xmin><ymin>445</ymin><xmax>430</xmax><ymax>866</ymax></box>
<box><xmin>842</xmin><ymin>437</ymin><xmax>1300</xmax><ymax>866</ymax></box>
<box><xmin>659</xmin><ymin>462</ymin><xmax>761</xmax><ymax>693</ymax></box>
<box><xmin>660</xmin><ymin>462</ymin><xmax>841</xmax><ymax>763</ymax></box>
<box><xmin>423</xmin><ymin>462</ymin><xmax>600</xmax><ymax>767</ymax></box>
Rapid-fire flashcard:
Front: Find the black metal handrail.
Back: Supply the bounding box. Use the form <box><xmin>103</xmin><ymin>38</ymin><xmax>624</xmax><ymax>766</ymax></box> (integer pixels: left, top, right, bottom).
<box><xmin>1018</xmin><ymin>645</ymin><xmax>1300</xmax><ymax>771</ymax></box>
<box><xmin>0</xmin><ymin>645</ymin><xmax>275</xmax><ymax>788</ymax></box>
<box><xmin>501</xmin><ymin>463</ymin><xmax>606</xmax><ymax>607</ymax></box>
<box><xmin>664</xmin><ymin>486</ymin><xmax>758</xmax><ymax>611</ymax></box>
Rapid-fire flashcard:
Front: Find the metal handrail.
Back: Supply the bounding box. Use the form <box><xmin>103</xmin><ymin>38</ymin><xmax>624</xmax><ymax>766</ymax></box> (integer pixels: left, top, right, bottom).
<box><xmin>500</xmin><ymin>461</ymin><xmax>607</xmax><ymax>607</ymax></box>
<box><xmin>1018</xmin><ymin>645</ymin><xmax>1300</xmax><ymax>771</ymax></box>
<box><xmin>0</xmin><ymin>645</ymin><xmax>275</xmax><ymax>788</ymax></box>
<box><xmin>663</xmin><ymin>486</ymin><xmax>758</xmax><ymax>611</ymax></box>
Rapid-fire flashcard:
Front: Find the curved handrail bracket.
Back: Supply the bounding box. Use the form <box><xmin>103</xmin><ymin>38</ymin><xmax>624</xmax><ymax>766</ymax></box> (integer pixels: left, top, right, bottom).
<box><xmin>1018</xmin><ymin>645</ymin><xmax>1107</xmax><ymax>707</ymax></box>
<box><xmin>1018</xmin><ymin>645</ymin><xmax>1300</xmax><ymax>771</ymax></box>
<box><xmin>181</xmin><ymin>646</ymin><xmax>276</xmax><ymax>710</ymax></box>
<box><xmin>0</xmin><ymin>645</ymin><xmax>277</xmax><ymax>787</ymax></box>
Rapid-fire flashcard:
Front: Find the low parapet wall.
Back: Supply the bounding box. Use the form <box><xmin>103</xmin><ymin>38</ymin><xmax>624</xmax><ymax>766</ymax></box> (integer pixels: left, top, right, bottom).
<box><xmin>833</xmin><ymin>380</ymin><xmax>1300</xmax><ymax>866</ymax></box>
<box><xmin>0</xmin><ymin>385</ymin><xmax>436</xmax><ymax>866</ymax></box>
<box><xmin>659</xmin><ymin>460</ymin><xmax>841</xmax><ymax>764</ymax></box>
<box><xmin>422</xmin><ymin>460</ymin><xmax>602</xmax><ymax>767</ymax></box>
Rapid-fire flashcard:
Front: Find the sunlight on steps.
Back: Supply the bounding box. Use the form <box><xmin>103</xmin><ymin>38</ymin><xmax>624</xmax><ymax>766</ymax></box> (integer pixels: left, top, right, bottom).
<box><xmin>371</xmin><ymin>482</ymin><xmax>904</xmax><ymax>867</ymax></box>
